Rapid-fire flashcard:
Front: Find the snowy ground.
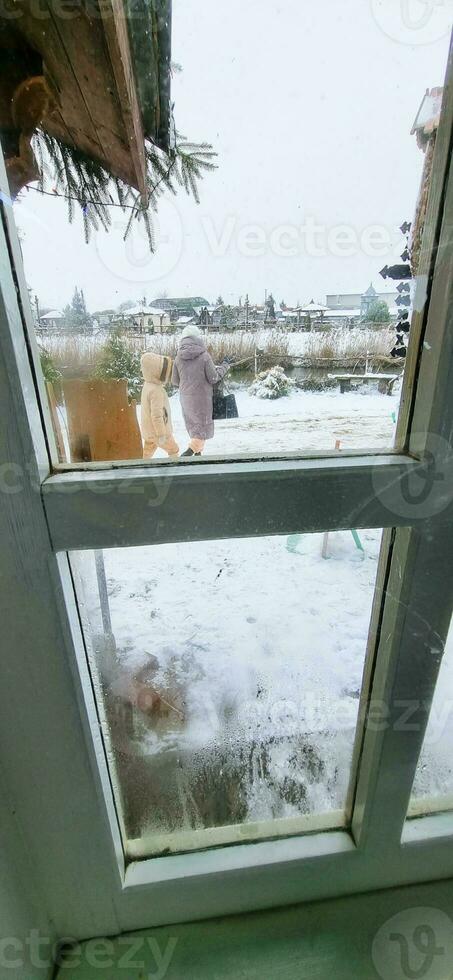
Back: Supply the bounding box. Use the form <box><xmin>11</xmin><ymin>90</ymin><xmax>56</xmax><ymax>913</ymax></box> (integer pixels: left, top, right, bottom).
<box><xmin>161</xmin><ymin>383</ymin><xmax>401</xmax><ymax>457</ymax></box>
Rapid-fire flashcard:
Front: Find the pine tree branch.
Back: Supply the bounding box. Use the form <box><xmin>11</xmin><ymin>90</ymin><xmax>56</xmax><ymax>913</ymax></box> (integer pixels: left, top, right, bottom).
<box><xmin>27</xmin><ymin>130</ymin><xmax>217</xmax><ymax>251</ymax></box>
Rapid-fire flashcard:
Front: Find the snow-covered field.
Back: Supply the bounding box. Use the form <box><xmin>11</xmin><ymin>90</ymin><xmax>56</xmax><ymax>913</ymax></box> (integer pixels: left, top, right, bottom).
<box><xmin>163</xmin><ymin>383</ymin><xmax>401</xmax><ymax>456</ymax></box>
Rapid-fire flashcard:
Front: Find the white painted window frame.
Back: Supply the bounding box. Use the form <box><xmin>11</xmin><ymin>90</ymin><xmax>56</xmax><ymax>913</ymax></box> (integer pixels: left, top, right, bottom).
<box><xmin>0</xmin><ymin>42</ymin><xmax>453</xmax><ymax>938</ymax></box>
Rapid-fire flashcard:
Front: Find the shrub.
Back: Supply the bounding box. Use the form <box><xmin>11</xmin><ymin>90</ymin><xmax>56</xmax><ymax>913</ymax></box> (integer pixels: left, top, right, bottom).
<box><xmin>96</xmin><ymin>333</ymin><xmax>142</xmax><ymax>401</ymax></box>
<box><xmin>363</xmin><ymin>300</ymin><xmax>390</xmax><ymax>324</ymax></box>
<box><xmin>249</xmin><ymin>365</ymin><xmax>296</xmax><ymax>399</ymax></box>
<box><xmin>39</xmin><ymin>347</ymin><xmax>62</xmax><ymax>385</ymax></box>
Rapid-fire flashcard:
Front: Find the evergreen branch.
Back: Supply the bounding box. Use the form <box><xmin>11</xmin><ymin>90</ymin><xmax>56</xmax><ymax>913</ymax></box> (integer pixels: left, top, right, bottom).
<box><xmin>28</xmin><ymin>130</ymin><xmax>217</xmax><ymax>250</ymax></box>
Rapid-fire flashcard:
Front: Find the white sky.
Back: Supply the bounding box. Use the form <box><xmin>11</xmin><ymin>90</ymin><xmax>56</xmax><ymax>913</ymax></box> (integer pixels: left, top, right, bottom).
<box><xmin>15</xmin><ymin>0</ymin><xmax>451</xmax><ymax>311</ymax></box>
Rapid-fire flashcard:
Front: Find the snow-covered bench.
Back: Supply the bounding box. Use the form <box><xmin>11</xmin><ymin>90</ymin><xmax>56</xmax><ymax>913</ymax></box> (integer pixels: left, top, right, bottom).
<box><xmin>328</xmin><ymin>372</ymin><xmax>399</xmax><ymax>395</ymax></box>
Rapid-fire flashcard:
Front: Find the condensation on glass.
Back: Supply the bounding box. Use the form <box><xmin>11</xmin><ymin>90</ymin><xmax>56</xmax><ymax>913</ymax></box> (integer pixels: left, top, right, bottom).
<box><xmin>408</xmin><ymin>616</ymin><xmax>453</xmax><ymax>818</ymax></box>
<box><xmin>70</xmin><ymin>529</ymin><xmax>383</xmax><ymax>857</ymax></box>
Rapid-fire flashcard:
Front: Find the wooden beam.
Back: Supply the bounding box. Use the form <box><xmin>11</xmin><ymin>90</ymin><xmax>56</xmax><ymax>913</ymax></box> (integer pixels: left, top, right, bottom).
<box><xmin>396</xmin><ymin>38</ymin><xmax>453</xmax><ymax>449</ymax></box>
<box><xmin>8</xmin><ymin>3</ymin><xmax>149</xmax><ymax>191</ymax></box>
<box><xmin>99</xmin><ymin>0</ymin><xmax>148</xmax><ymax>201</ymax></box>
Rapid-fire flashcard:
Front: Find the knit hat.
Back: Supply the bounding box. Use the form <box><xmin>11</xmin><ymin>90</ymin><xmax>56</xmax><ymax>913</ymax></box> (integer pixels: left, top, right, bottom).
<box><xmin>181</xmin><ymin>324</ymin><xmax>202</xmax><ymax>340</ymax></box>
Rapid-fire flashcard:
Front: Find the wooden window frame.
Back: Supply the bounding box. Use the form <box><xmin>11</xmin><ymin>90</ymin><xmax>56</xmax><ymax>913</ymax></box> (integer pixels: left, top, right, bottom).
<box><xmin>0</xmin><ymin>43</ymin><xmax>453</xmax><ymax>937</ymax></box>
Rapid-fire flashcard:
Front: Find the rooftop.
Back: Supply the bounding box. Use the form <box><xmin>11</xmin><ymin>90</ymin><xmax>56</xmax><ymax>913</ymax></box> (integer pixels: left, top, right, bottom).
<box><xmin>125</xmin><ymin>305</ymin><xmax>169</xmax><ymax>316</ymax></box>
<box><xmin>149</xmin><ymin>297</ymin><xmax>210</xmax><ymax>309</ymax></box>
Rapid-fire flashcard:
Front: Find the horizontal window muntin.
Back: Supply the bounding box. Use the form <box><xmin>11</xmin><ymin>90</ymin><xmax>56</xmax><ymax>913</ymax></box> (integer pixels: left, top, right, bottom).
<box><xmin>41</xmin><ymin>452</ymin><xmax>450</xmax><ymax>554</ymax></box>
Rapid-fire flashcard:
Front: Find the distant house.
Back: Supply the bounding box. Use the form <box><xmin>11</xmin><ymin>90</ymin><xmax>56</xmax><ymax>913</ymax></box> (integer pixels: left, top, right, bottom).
<box><xmin>92</xmin><ymin>310</ymin><xmax>116</xmax><ymax>329</ymax></box>
<box><xmin>39</xmin><ymin>310</ymin><xmax>64</xmax><ymax>330</ymax></box>
<box><xmin>122</xmin><ymin>305</ymin><xmax>171</xmax><ymax>333</ymax></box>
<box><xmin>175</xmin><ymin>315</ymin><xmax>196</xmax><ymax>328</ymax></box>
<box><xmin>149</xmin><ymin>297</ymin><xmax>210</xmax><ymax>321</ymax></box>
<box><xmin>194</xmin><ymin>305</ymin><xmax>218</xmax><ymax>327</ymax></box>
<box><xmin>326</xmin><ymin>285</ymin><xmax>398</xmax><ymax>316</ymax></box>
<box><xmin>361</xmin><ymin>284</ymin><xmax>379</xmax><ymax>316</ymax></box>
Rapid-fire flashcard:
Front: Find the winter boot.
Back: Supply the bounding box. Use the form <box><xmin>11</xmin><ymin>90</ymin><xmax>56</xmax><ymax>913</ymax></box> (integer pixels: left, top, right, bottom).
<box><xmin>181</xmin><ymin>447</ymin><xmax>201</xmax><ymax>457</ymax></box>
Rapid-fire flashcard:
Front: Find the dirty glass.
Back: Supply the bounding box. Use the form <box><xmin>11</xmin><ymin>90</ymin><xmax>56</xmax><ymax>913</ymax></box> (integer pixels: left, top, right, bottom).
<box><xmin>408</xmin><ymin>615</ymin><xmax>453</xmax><ymax>818</ymax></box>
<box><xmin>70</xmin><ymin>528</ymin><xmax>382</xmax><ymax>856</ymax></box>
<box><xmin>6</xmin><ymin>1</ymin><xmax>449</xmax><ymax>464</ymax></box>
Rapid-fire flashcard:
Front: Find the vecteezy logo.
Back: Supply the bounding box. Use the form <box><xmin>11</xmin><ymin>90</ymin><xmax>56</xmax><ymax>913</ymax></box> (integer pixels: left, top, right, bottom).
<box><xmin>371</xmin><ymin>0</ymin><xmax>453</xmax><ymax>45</ymax></box>
<box><xmin>372</xmin><ymin>907</ymin><xmax>453</xmax><ymax>979</ymax></box>
<box><xmin>371</xmin><ymin>434</ymin><xmax>453</xmax><ymax>522</ymax></box>
<box><xmin>94</xmin><ymin>196</ymin><xmax>184</xmax><ymax>285</ymax></box>
<box><xmin>399</xmin><ymin>450</ymin><xmax>443</xmax><ymax>507</ymax></box>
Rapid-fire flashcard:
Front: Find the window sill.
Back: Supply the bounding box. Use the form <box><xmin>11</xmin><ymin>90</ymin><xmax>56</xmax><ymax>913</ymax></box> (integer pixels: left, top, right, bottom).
<box><xmin>124</xmin><ymin>827</ymin><xmax>355</xmax><ymax>890</ymax></box>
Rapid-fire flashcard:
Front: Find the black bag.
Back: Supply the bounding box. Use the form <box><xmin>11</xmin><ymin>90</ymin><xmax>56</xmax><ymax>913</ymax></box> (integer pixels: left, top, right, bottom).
<box><xmin>212</xmin><ymin>383</ymin><xmax>239</xmax><ymax>420</ymax></box>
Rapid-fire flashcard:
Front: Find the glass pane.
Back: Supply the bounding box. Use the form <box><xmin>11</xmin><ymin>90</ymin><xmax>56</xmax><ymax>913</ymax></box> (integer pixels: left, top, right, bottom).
<box><xmin>10</xmin><ymin>1</ymin><xmax>449</xmax><ymax>463</ymax></box>
<box><xmin>408</xmin><ymin>616</ymin><xmax>453</xmax><ymax>817</ymax></box>
<box><xmin>70</xmin><ymin>529</ymin><xmax>382</xmax><ymax>856</ymax></box>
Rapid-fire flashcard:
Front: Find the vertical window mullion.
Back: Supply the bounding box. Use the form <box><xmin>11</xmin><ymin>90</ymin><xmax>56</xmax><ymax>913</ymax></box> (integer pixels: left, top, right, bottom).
<box><xmin>0</xmin><ymin>156</ymin><xmax>59</xmax><ymax>470</ymax></box>
<box><xmin>352</xmin><ymin>521</ymin><xmax>453</xmax><ymax>853</ymax></box>
<box><xmin>353</xmin><ymin>82</ymin><xmax>453</xmax><ymax>854</ymax></box>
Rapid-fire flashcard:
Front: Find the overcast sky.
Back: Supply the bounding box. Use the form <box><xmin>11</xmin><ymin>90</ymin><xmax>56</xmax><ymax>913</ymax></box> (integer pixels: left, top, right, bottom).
<box><xmin>15</xmin><ymin>0</ymin><xmax>451</xmax><ymax>311</ymax></box>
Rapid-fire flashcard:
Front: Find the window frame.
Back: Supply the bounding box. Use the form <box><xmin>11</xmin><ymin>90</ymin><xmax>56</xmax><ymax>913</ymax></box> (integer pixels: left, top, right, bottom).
<box><xmin>0</xmin><ymin>40</ymin><xmax>453</xmax><ymax>937</ymax></box>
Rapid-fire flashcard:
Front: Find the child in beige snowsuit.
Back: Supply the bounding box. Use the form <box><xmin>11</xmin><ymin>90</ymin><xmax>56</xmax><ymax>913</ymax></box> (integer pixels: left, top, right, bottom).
<box><xmin>140</xmin><ymin>352</ymin><xmax>179</xmax><ymax>458</ymax></box>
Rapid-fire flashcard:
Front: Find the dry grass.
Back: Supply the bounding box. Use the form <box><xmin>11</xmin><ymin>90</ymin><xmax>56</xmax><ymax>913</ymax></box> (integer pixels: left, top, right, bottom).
<box><xmin>38</xmin><ymin>325</ymin><xmax>393</xmax><ymax>381</ymax></box>
<box><xmin>147</xmin><ymin>328</ymin><xmax>289</xmax><ymax>366</ymax></box>
<box><xmin>300</xmin><ymin>327</ymin><xmax>395</xmax><ymax>360</ymax></box>
<box><xmin>37</xmin><ymin>334</ymin><xmax>104</xmax><ymax>378</ymax></box>
<box><xmin>38</xmin><ymin>328</ymin><xmax>290</xmax><ymax>377</ymax></box>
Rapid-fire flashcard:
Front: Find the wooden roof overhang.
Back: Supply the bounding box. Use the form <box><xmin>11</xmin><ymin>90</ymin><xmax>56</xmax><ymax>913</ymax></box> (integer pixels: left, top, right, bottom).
<box><xmin>0</xmin><ymin>0</ymin><xmax>172</xmax><ymax>199</ymax></box>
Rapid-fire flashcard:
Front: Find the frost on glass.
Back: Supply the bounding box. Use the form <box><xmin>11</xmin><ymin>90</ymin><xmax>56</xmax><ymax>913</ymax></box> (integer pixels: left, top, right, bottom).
<box><xmin>409</xmin><ymin>618</ymin><xmax>453</xmax><ymax>816</ymax></box>
<box><xmin>71</xmin><ymin>530</ymin><xmax>382</xmax><ymax>856</ymax></box>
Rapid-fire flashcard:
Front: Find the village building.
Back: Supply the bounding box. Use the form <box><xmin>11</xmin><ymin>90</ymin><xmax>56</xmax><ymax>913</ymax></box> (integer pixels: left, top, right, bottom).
<box><xmin>92</xmin><ymin>310</ymin><xmax>117</xmax><ymax>330</ymax></box>
<box><xmin>149</xmin><ymin>296</ymin><xmax>211</xmax><ymax>322</ymax></box>
<box><xmin>326</xmin><ymin>284</ymin><xmax>398</xmax><ymax>315</ymax></box>
<box><xmin>123</xmin><ymin>304</ymin><xmax>171</xmax><ymax>333</ymax></box>
<box><xmin>175</xmin><ymin>314</ymin><xmax>197</xmax><ymax>328</ymax></box>
<box><xmin>38</xmin><ymin>309</ymin><xmax>64</xmax><ymax>330</ymax></box>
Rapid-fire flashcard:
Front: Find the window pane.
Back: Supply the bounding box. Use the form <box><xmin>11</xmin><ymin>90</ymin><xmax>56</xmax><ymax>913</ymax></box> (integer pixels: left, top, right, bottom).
<box><xmin>37</xmin><ymin>331</ymin><xmax>404</xmax><ymax>463</ymax></box>
<box><xmin>408</xmin><ymin>616</ymin><xmax>453</xmax><ymax>817</ymax></box>
<box><xmin>70</xmin><ymin>529</ymin><xmax>382</xmax><ymax>857</ymax></box>
<box><xmin>12</xmin><ymin>1</ymin><xmax>449</xmax><ymax>464</ymax></box>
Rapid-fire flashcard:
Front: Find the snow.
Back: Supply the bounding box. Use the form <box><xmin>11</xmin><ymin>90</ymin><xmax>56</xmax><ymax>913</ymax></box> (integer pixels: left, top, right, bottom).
<box><xmin>40</xmin><ymin>309</ymin><xmax>63</xmax><ymax>320</ymax></box>
<box><xmin>162</xmin><ymin>383</ymin><xmax>401</xmax><ymax>456</ymax></box>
